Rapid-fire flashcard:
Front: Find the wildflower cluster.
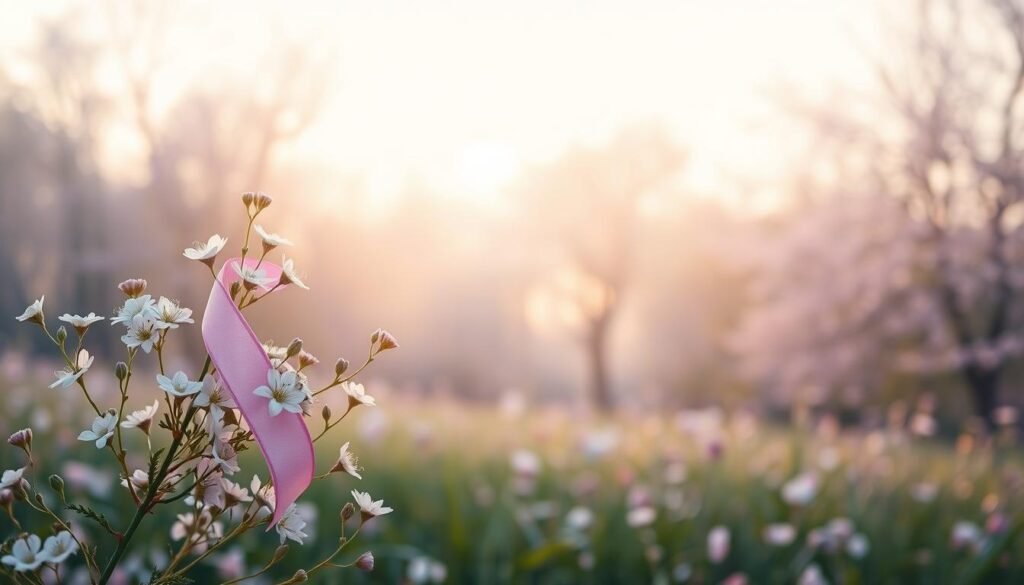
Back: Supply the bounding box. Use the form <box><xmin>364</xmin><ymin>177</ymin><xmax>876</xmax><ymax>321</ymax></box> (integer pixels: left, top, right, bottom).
<box><xmin>3</xmin><ymin>192</ymin><xmax>397</xmax><ymax>584</ymax></box>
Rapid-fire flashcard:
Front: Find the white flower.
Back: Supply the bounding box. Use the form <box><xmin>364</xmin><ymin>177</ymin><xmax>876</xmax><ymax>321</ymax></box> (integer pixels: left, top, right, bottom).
<box><xmin>250</xmin><ymin>474</ymin><xmax>276</xmax><ymax>516</ymax></box>
<box><xmin>626</xmin><ymin>506</ymin><xmax>656</xmax><ymax>528</ymax></box>
<box><xmin>183</xmin><ymin>234</ymin><xmax>228</xmax><ymax>262</ymax></box>
<box><xmin>763</xmin><ymin>523</ymin><xmax>797</xmax><ymax>546</ymax></box>
<box><xmin>50</xmin><ymin>349</ymin><xmax>94</xmax><ymax>389</ymax></box>
<box><xmin>194</xmin><ymin>377</ymin><xmax>236</xmax><ymax>416</ymax></box>
<box><xmin>275</xmin><ymin>503</ymin><xmax>308</xmax><ymax>544</ymax></box>
<box><xmin>408</xmin><ymin>557</ymin><xmax>447</xmax><ymax>584</ymax></box>
<box><xmin>198</xmin><ymin>469</ymin><xmax>226</xmax><ymax>509</ymax></box>
<box><xmin>782</xmin><ymin>472</ymin><xmax>818</xmax><ymax>506</ymax></box>
<box><xmin>846</xmin><ymin>533</ymin><xmax>869</xmax><ymax>558</ymax></box>
<box><xmin>0</xmin><ymin>467</ymin><xmax>26</xmax><ymax>490</ymax></box>
<box><xmin>343</xmin><ymin>382</ymin><xmax>376</xmax><ymax>407</ymax></box>
<box><xmin>221</xmin><ymin>478</ymin><xmax>252</xmax><ymax>507</ymax></box>
<box><xmin>707</xmin><ymin>526</ymin><xmax>730</xmax><ymax>564</ymax></box>
<box><xmin>798</xmin><ymin>564</ymin><xmax>829</xmax><ymax>585</ymax></box>
<box><xmin>78</xmin><ymin>412</ymin><xmax>117</xmax><ymax>448</ymax></box>
<box><xmin>951</xmin><ymin>521</ymin><xmax>983</xmax><ymax>550</ymax></box>
<box><xmin>253</xmin><ymin>368</ymin><xmax>305</xmax><ymax>416</ymax></box>
<box><xmin>280</xmin><ymin>256</ymin><xmax>309</xmax><ymax>290</ymax></box>
<box><xmin>120</xmin><ymin>401</ymin><xmax>159</xmax><ymax>434</ymax></box>
<box><xmin>121</xmin><ymin>317</ymin><xmax>162</xmax><ymax>353</ymax></box>
<box><xmin>58</xmin><ymin>312</ymin><xmax>104</xmax><ymax>333</ymax></box>
<box><xmin>351</xmin><ymin>489</ymin><xmax>393</xmax><ymax>520</ymax></box>
<box><xmin>171</xmin><ymin>510</ymin><xmax>222</xmax><ymax>553</ymax></box>
<box><xmin>111</xmin><ymin>295</ymin><xmax>158</xmax><ymax>326</ymax></box>
<box><xmin>566</xmin><ymin>506</ymin><xmax>594</xmax><ymax>531</ymax></box>
<box><xmin>2</xmin><ymin>534</ymin><xmax>44</xmax><ymax>572</ymax></box>
<box><xmin>40</xmin><ymin>531</ymin><xmax>78</xmax><ymax>564</ymax></box>
<box><xmin>232</xmin><ymin>262</ymin><xmax>273</xmax><ymax>288</ymax></box>
<box><xmin>121</xmin><ymin>469</ymin><xmax>152</xmax><ymax>493</ymax></box>
<box><xmin>212</xmin><ymin>441</ymin><xmax>241</xmax><ymax>475</ymax></box>
<box><xmin>155</xmin><ymin>297</ymin><xmax>194</xmax><ymax>329</ymax></box>
<box><xmin>157</xmin><ymin>371</ymin><xmax>203</xmax><ymax>397</ymax></box>
<box><xmin>15</xmin><ymin>296</ymin><xmax>44</xmax><ymax>323</ymax></box>
<box><xmin>254</xmin><ymin>225</ymin><xmax>293</xmax><ymax>248</ymax></box>
<box><xmin>329</xmin><ymin>442</ymin><xmax>362</xmax><ymax>479</ymax></box>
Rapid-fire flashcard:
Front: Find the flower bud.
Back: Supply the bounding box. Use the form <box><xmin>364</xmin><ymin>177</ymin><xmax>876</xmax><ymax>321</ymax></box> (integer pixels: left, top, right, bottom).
<box><xmin>355</xmin><ymin>551</ymin><xmax>375</xmax><ymax>572</ymax></box>
<box><xmin>298</xmin><ymin>350</ymin><xmax>319</xmax><ymax>369</ymax></box>
<box><xmin>55</xmin><ymin>326</ymin><xmax>68</xmax><ymax>344</ymax></box>
<box><xmin>271</xmin><ymin>544</ymin><xmax>289</xmax><ymax>564</ymax></box>
<box><xmin>341</xmin><ymin>502</ymin><xmax>355</xmax><ymax>522</ymax></box>
<box><xmin>7</xmin><ymin>428</ymin><xmax>32</xmax><ymax>453</ymax></box>
<box><xmin>13</xmin><ymin>479</ymin><xmax>30</xmax><ymax>501</ymax></box>
<box><xmin>334</xmin><ymin>358</ymin><xmax>350</xmax><ymax>378</ymax></box>
<box><xmin>230</xmin><ymin>281</ymin><xmax>242</xmax><ymax>299</ymax></box>
<box><xmin>321</xmin><ymin>405</ymin><xmax>332</xmax><ymax>422</ymax></box>
<box><xmin>284</xmin><ymin>569</ymin><xmax>307</xmax><ymax>584</ymax></box>
<box><xmin>254</xmin><ymin>192</ymin><xmax>273</xmax><ymax>211</ymax></box>
<box><xmin>114</xmin><ymin>362</ymin><xmax>129</xmax><ymax>381</ymax></box>
<box><xmin>118</xmin><ymin>278</ymin><xmax>147</xmax><ymax>298</ymax></box>
<box><xmin>371</xmin><ymin>329</ymin><xmax>399</xmax><ymax>355</ymax></box>
<box><xmin>0</xmin><ymin>489</ymin><xmax>12</xmax><ymax>508</ymax></box>
<box><xmin>242</xmin><ymin>191</ymin><xmax>255</xmax><ymax>207</ymax></box>
<box><xmin>286</xmin><ymin>338</ymin><xmax>303</xmax><ymax>360</ymax></box>
<box><xmin>49</xmin><ymin>475</ymin><xmax>65</xmax><ymax>500</ymax></box>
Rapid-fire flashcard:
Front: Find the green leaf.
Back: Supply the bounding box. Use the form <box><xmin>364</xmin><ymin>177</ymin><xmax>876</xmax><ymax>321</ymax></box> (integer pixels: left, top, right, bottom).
<box><xmin>65</xmin><ymin>503</ymin><xmax>118</xmax><ymax>537</ymax></box>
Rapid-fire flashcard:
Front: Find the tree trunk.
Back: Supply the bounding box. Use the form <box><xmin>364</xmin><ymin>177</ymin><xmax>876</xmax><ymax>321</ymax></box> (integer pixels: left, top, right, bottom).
<box><xmin>963</xmin><ymin>365</ymin><xmax>1000</xmax><ymax>433</ymax></box>
<box><xmin>585</xmin><ymin>312</ymin><xmax>614</xmax><ymax>412</ymax></box>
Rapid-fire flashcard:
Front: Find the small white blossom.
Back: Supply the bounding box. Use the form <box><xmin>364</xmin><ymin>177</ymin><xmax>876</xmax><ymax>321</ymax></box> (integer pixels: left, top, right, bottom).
<box><xmin>351</xmin><ymin>489</ymin><xmax>394</xmax><ymax>519</ymax></box>
<box><xmin>40</xmin><ymin>531</ymin><xmax>78</xmax><ymax>564</ymax></box>
<box><xmin>280</xmin><ymin>256</ymin><xmax>309</xmax><ymax>290</ymax></box>
<box><xmin>78</xmin><ymin>412</ymin><xmax>117</xmax><ymax>449</ymax></box>
<box><xmin>120</xmin><ymin>401</ymin><xmax>159</xmax><ymax>434</ymax></box>
<box><xmin>157</xmin><ymin>371</ymin><xmax>203</xmax><ymax>397</ymax></box>
<box><xmin>194</xmin><ymin>377</ymin><xmax>236</xmax><ymax>417</ymax></box>
<box><xmin>232</xmin><ymin>262</ymin><xmax>273</xmax><ymax>288</ymax></box>
<box><xmin>50</xmin><ymin>349</ymin><xmax>94</xmax><ymax>389</ymax></box>
<box><xmin>275</xmin><ymin>504</ymin><xmax>308</xmax><ymax>545</ymax></box>
<box><xmin>58</xmin><ymin>312</ymin><xmax>104</xmax><ymax>332</ymax></box>
<box><xmin>155</xmin><ymin>297</ymin><xmax>194</xmax><ymax>329</ymax></box>
<box><xmin>707</xmin><ymin>526</ymin><xmax>730</xmax><ymax>564</ymax></box>
<box><xmin>121</xmin><ymin>317</ymin><xmax>162</xmax><ymax>353</ymax></box>
<box><xmin>111</xmin><ymin>295</ymin><xmax>158</xmax><ymax>326</ymax></box>
<box><xmin>626</xmin><ymin>506</ymin><xmax>656</xmax><ymax>528</ymax></box>
<box><xmin>2</xmin><ymin>534</ymin><xmax>44</xmax><ymax>572</ymax></box>
<box><xmin>250</xmin><ymin>474</ymin><xmax>276</xmax><ymax>517</ymax></box>
<box><xmin>171</xmin><ymin>510</ymin><xmax>222</xmax><ymax>553</ymax></box>
<box><xmin>782</xmin><ymin>472</ymin><xmax>818</xmax><ymax>507</ymax></box>
<box><xmin>212</xmin><ymin>441</ymin><xmax>241</xmax><ymax>475</ymax></box>
<box><xmin>0</xmin><ymin>467</ymin><xmax>26</xmax><ymax>490</ymax></box>
<box><xmin>343</xmin><ymin>381</ymin><xmax>376</xmax><ymax>407</ymax></box>
<box><xmin>330</xmin><ymin>442</ymin><xmax>362</xmax><ymax>479</ymax></box>
<box><xmin>221</xmin><ymin>478</ymin><xmax>252</xmax><ymax>507</ymax></box>
<box><xmin>253</xmin><ymin>368</ymin><xmax>305</xmax><ymax>416</ymax></box>
<box><xmin>254</xmin><ymin>225</ymin><xmax>293</xmax><ymax>248</ymax></box>
<box><xmin>15</xmin><ymin>296</ymin><xmax>44</xmax><ymax>323</ymax></box>
<box><xmin>183</xmin><ymin>234</ymin><xmax>228</xmax><ymax>262</ymax></box>
<box><xmin>764</xmin><ymin>523</ymin><xmax>797</xmax><ymax>546</ymax></box>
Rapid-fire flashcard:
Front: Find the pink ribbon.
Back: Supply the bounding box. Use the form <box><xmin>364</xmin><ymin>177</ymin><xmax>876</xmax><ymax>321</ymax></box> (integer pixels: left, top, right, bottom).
<box><xmin>201</xmin><ymin>257</ymin><xmax>314</xmax><ymax>527</ymax></box>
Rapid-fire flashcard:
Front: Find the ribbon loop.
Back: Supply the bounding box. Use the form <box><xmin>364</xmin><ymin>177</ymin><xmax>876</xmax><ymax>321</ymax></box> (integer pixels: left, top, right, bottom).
<box><xmin>201</xmin><ymin>258</ymin><xmax>314</xmax><ymax>526</ymax></box>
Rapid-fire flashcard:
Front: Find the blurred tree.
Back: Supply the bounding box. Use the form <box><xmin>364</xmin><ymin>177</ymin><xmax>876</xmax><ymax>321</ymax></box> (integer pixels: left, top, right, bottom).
<box><xmin>735</xmin><ymin>0</ymin><xmax>1024</xmax><ymax>430</ymax></box>
<box><xmin>519</xmin><ymin>127</ymin><xmax>685</xmax><ymax>411</ymax></box>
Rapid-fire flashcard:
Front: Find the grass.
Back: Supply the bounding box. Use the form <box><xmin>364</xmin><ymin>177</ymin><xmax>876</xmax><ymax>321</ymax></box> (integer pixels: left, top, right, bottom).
<box><xmin>2</xmin><ymin>379</ymin><xmax>1023</xmax><ymax>584</ymax></box>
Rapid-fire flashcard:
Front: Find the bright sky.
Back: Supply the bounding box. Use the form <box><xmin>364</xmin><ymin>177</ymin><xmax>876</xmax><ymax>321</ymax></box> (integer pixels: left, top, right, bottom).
<box><xmin>1</xmin><ymin>0</ymin><xmax>885</xmax><ymax>211</ymax></box>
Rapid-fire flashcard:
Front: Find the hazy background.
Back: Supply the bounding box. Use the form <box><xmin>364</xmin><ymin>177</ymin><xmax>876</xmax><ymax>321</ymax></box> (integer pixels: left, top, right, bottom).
<box><xmin>2</xmin><ymin>0</ymin><xmax>1023</xmax><ymax>430</ymax></box>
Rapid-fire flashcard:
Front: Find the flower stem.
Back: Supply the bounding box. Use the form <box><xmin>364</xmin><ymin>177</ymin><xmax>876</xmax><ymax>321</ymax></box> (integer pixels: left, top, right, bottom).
<box><xmin>97</xmin><ymin>357</ymin><xmax>211</xmax><ymax>585</ymax></box>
